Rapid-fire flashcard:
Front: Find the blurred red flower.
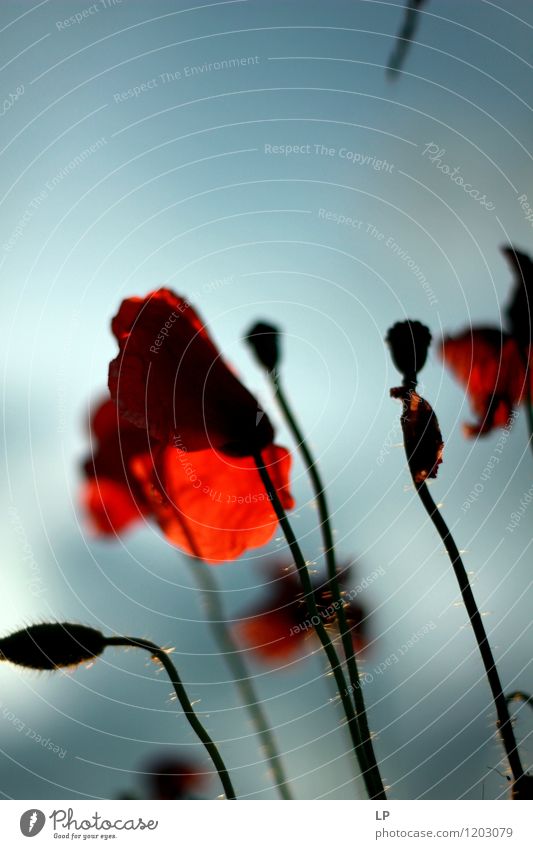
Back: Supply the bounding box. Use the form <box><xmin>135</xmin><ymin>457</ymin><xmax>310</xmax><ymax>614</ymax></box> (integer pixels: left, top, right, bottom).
<box><xmin>82</xmin><ymin>400</ymin><xmax>294</xmax><ymax>562</ymax></box>
<box><xmin>440</xmin><ymin>329</ymin><xmax>531</xmax><ymax>437</ymax></box>
<box><xmin>82</xmin><ymin>398</ymin><xmax>154</xmax><ymax>534</ymax></box>
<box><xmin>144</xmin><ymin>756</ymin><xmax>206</xmax><ymax>800</ymax></box>
<box><xmin>108</xmin><ymin>289</ymin><xmax>274</xmax><ymax>456</ymax></box>
<box><xmin>131</xmin><ymin>443</ymin><xmax>294</xmax><ymax>563</ymax></box>
<box><xmin>236</xmin><ymin>565</ymin><xmax>368</xmax><ymax>662</ymax></box>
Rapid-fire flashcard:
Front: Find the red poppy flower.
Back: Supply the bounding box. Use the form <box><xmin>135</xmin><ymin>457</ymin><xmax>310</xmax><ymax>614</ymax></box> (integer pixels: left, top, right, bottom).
<box><xmin>108</xmin><ymin>289</ymin><xmax>274</xmax><ymax>456</ymax></box>
<box><xmin>144</xmin><ymin>756</ymin><xmax>206</xmax><ymax>800</ymax></box>
<box><xmin>440</xmin><ymin>329</ymin><xmax>532</xmax><ymax>436</ymax></box>
<box><xmin>236</xmin><ymin>566</ymin><xmax>368</xmax><ymax>662</ymax></box>
<box><xmin>131</xmin><ymin>444</ymin><xmax>294</xmax><ymax>564</ymax></box>
<box><xmin>390</xmin><ymin>386</ymin><xmax>443</xmax><ymax>483</ymax></box>
<box><xmin>82</xmin><ymin>398</ymin><xmax>154</xmax><ymax>534</ymax></box>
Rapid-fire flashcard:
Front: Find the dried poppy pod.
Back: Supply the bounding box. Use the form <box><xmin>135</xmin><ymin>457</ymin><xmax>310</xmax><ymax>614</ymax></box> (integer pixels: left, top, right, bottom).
<box><xmin>386</xmin><ymin>320</ymin><xmax>432</xmax><ymax>386</ymax></box>
<box><xmin>236</xmin><ymin>564</ymin><xmax>368</xmax><ymax>662</ymax></box>
<box><xmin>0</xmin><ymin>623</ymin><xmax>106</xmax><ymax>670</ymax></box>
<box><xmin>245</xmin><ymin>322</ymin><xmax>281</xmax><ymax>372</ymax></box>
<box><xmin>390</xmin><ymin>386</ymin><xmax>444</xmax><ymax>485</ymax></box>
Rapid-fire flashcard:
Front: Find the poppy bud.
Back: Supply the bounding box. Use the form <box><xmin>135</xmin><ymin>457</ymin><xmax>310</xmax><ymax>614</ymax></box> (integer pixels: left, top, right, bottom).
<box><xmin>386</xmin><ymin>320</ymin><xmax>432</xmax><ymax>383</ymax></box>
<box><xmin>245</xmin><ymin>322</ymin><xmax>281</xmax><ymax>372</ymax></box>
<box><xmin>391</xmin><ymin>387</ymin><xmax>444</xmax><ymax>485</ymax></box>
<box><xmin>0</xmin><ymin>623</ymin><xmax>106</xmax><ymax>670</ymax></box>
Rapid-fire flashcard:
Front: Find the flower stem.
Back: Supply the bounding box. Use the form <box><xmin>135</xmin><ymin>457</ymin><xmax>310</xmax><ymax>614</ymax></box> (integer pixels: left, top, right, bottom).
<box><xmin>253</xmin><ymin>449</ymin><xmax>383</xmax><ymax>800</ymax></box>
<box><xmin>105</xmin><ymin>636</ymin><xmax>236</xmax><ymax>800</ymax></box>
<box><xmin>269</xmin><ymin>372</ymin><xmax>386</xmax><ymax>799</ymax></box>
<box><xmin>189</xmin><ymin>559</ymin><xmax>293</xmax><ymax>800</ymax></box>
<box><xmin>414</xmin><ymin>483</ymin><xmax>525</xmax><ymax>782</ymax></box>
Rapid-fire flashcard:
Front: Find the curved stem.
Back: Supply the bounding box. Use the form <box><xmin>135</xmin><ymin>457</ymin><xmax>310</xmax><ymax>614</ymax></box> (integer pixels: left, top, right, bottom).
<box><xmin>189</xmin><ymin>560</ymin><xmax>293</xmax><ymax>799</ymax></box>
<box><xmin>415</xmin><ymin>483</ymin><xmax>525</xmax><ymax>782</ymax></box>
<box><xmin>105</xmin><ymin>636</ymin><xmax>236</xmax><ymax>800</ymax></box>
<box><xmin>270</xmin><ymin>373</ymin><xmax>386</xmax><ymax>799</ymax></box>
<box><xmin>253</xmin><ymin>449</ymin><xmax>385</xmax><ymax>800</ymax></box>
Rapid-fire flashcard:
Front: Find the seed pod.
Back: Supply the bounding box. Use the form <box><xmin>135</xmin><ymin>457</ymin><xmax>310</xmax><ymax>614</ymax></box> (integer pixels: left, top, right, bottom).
<box><xmin>245</xmin><ymin>322</ymin><xmax>281</xmax><ymax>372</ymax></box>
<box><xmin>0</xmin><ymin>623</ymin><xmax>106</xmax><ymax>670</ymax></box>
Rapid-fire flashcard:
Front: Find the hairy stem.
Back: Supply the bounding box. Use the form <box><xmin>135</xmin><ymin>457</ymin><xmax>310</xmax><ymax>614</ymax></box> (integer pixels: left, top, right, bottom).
<box><xmin>254</xmin><ymin>449</ymin><xmax>384</xmax><ymax>799</ymax></box>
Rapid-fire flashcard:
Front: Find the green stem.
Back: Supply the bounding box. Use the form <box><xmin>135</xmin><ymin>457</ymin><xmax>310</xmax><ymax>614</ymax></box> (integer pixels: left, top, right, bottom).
<box><xmin>270</xmin><ymin>373</ymin><xmax>386</xmax><ymax>799</ymax></box>
<box><xmin>105</xmin><ymin>636</ymin><xmax>236</xmax><ymax>800</ymax></box>
<box><xmin>415</xmin><ymin>483</ymin><xmax>525</xmax><ymax>783</ymax></box>
<box><xmin>253</xmin><ymin>449</ymin><xmax>381</xmax><ymax>799</ymax></box>
<box><xmin>189</xmin><ymin>560</ymin><xmax>293</xmax><ymax>799</ymax></box>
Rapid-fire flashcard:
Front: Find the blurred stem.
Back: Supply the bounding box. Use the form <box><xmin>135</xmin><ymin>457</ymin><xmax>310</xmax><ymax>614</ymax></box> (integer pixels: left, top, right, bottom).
<box><xmin>253</xmin><ymin>449</ymin><xmax>384</xmax><ymax>800</ymax></box>
<box><xmin>414</xmin><ymin>483</ymin><xmax>525</xmax><ymax>783</ymax></box>
<box><xmin>105</xmin><ymin>636</ymin><xmax>236</xmax><ymax>800</ymax></box>
<box><xmin>188</xmin><ymin>560</ymin><xmax>293</xmax><ymax>800</ymax></box>
<box><xmin>387</xmin><ymin>0</ymin><xmax>426</xmax><ymax>77</ymax></box>
<box><xmin>269</xmin><ymin>371</ymin><xmax>386</xmax><ymax>800</ymax></box>
<box><xmin>518</xmin><ymin>346</ymin><xmax>533</xmax><ymax>457</ymax></box>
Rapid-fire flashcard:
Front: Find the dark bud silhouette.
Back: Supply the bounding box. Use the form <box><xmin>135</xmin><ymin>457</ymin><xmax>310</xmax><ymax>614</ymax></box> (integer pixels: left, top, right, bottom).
<box><xmin>386</xmin><ymin>320</ymin><xmax>432</xmax><ymax>385</ymax></box>
<box><xmin>390</xmin><ymin>387</ymin><xmax>443</xmax><ymax>484</ymax></box>
<box><xmin>245</xmin><ymin>321</ymin><xmax>281</xmax><ymax>372</ymax></box>
<box><xmin>502</xmin><ymin>246</ymin><xmax>533</xmax><ymax>348</ymax></box>
<box><xmin>0</xmin><ymin>623</ymin><xmax>106</xmax><ymax>670</ymax></box>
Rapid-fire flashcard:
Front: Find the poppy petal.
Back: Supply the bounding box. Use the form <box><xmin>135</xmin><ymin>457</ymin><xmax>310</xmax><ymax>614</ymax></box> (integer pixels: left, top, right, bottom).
<box><xmin>81</xmin><ymin>398</ymin><xmax>153</xmax><ymax>534</ymax></box>
<box><xmin>391</xmin><ymin>387</ymin><xmax>444</xmax><ymax>483</ymax></box>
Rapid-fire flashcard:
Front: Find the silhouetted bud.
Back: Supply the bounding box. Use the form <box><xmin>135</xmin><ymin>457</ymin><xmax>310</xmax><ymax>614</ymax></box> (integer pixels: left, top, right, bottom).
<box><xmin>386</xmin><ymin>320</ymin><xmax>432</xmax><ymax>383</ymax></box>
<box><xmin>0</xmin><ymin>623</ymin><xmax>106</xmax><ymax>670</ymax></box>
<box><xmin>245</xmin><ymin>322</ymin><xmax>280</xmax><ymax>372</ymax></box>
<box><xmin>391</xmin><ymin>387</ymin><xmax>444</xmax><ymax>485</ymax></box>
